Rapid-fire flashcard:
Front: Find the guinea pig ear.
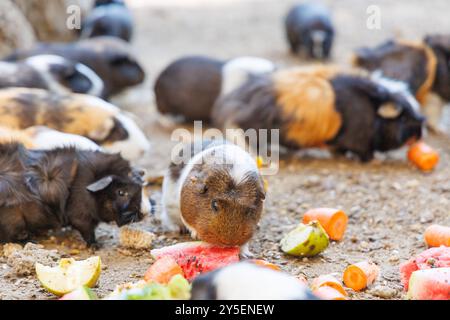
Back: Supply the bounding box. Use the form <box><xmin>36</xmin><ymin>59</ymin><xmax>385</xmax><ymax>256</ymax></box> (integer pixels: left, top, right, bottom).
<box><xmin>87</xmin><ymin>175</ymin><xmax>114</xmax><ymax>193</ymax></box>
<box><xmin>377</xmin><ymin>102</ymin><xmax>402</xmax><ymax>119</ymax></box>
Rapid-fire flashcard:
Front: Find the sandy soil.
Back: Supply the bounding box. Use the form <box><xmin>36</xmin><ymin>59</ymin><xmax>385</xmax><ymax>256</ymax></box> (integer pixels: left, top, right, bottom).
<box><xmin>1</xmin><ymin>0</ymin><xmax>450</xmax><ymax>300</ymax></box>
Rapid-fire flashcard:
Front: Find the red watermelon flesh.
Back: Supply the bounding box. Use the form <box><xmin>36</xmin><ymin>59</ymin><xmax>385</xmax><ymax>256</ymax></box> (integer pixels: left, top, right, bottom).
<box><xmin>151</xmin><ymin>241</ymin><xmax>240</xmax><ymax>281</ymax></box>
<box><xmin>407</xmin><ymin>268</ymin><xmax>450</xmax><ymax>300</ymax></box>
<box><xmin>399</xmin><ymin>246</ymin><xmax>450</xmax><ymax>290</ymax></box>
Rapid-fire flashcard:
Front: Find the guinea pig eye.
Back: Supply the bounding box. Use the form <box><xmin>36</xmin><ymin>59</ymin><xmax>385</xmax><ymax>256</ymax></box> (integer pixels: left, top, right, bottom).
<box><xmin>211</xmin><ymin>200</ymin><xmax>219</xmax><ymax>212</ymax></box>
<box><xmin>117</xmin><ymin>190</ymin><xmax>128</xmax><ymax>197</ymax></box>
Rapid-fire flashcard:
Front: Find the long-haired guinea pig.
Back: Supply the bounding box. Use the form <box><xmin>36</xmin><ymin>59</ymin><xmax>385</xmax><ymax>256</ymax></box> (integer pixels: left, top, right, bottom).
<box><xmin>0</xmin><ymin>126</ymin><xmax>101</xmax><ymax>151</ymax></box>
<box><xmin>0</xmin><ymin>54</ymin><xmax>103</xmax><ymax>97</ymax></box>
<box><xmin>191</xmin><ymin>262</ymin><xmax>317</xmax><ymax>300</ymax></box>
<box><xmin>353</xmin><ymin>36</ymin><xmax>450</xmax><ymax>132</ymax></box>
<box><xmin>212</xmin><ymin>66</ymin><xmax>425</xmax><ymax>162</ymax></box>
<box><xmin>160</xmin><ymin>140</ymin><xmax>265</xmax><ymax>252</ymax></box>
<box><xmin>154</xmin><ymin>55</ymin><xmax>276</xmax><ymax>122</ymax></box>
<box><xmin>284</xmin><ymin>2</ymin><xmax>334</xmax><ymax>60</ymax></box>
<box><xmin>81</xmin><ymin>0</ymin><xmax>133</xmax><ymax>42</ymax></box>
<box><xmin>4</xmin><ymin>36</ymin><xmax>145</xmax><ymax>98</ymax></box>
<box><xmin>0</xmin><ymin>87</ymin><xmax>150</xmax><ymax>161</ymax></box>
<box><xmin>0</xmin><ymin>142</ymin><xmax>151</xmax><ymax>245</ymax></box>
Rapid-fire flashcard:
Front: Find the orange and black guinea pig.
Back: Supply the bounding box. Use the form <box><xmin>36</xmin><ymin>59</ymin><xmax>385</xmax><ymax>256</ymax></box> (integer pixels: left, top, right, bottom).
<box><xmin>353</xmin><ymin>35</ymin><xmax>450</xmax><ymax>103</ymax></box>
<box><xmin>154</xmin><ymin>55</ymin><xmax>276</xmax><ymax>122</ymax></box>
<box><xmin>212</xmin><ymin>66</ymin><xmax>425</xmax><ymax>162</ymax></box>
<box><xmin>4</xmin><ymin>36</ymin><xmax>145</xmax><ymax>99</ymax></box>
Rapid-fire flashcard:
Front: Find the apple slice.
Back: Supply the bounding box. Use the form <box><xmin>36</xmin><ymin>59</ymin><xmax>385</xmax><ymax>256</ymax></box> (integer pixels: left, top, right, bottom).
<box><xmin>281</xmin><ymin>221</ymin><xmax>329</xmax><ymax>257</ymax></box>
<box><xmin>36</xmin><ymin>256</ymin><xmax>101</xmax><ymax>296</ymax></box>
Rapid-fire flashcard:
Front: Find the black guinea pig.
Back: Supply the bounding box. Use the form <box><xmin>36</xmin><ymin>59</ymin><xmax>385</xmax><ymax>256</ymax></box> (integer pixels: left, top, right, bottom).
<box><xmin>0</xmin><ymin>54</ymin><xmax>103</xmax><ymax>96</ymax></box>
<box><xmin>154</xmin><ymin>55</ymin><xmax>276</xmax><ymax>122</ymax></box>
<box><xmin>212</xmin><ymin>66</ymin><xmax>425</xmax><ymax>162</ymax></box>
<box><xmin>285</xmin><ymin>2</ymin><xmax>334</xmax><ymax>60</ymax></box>
<box><xmin>81</xmin><ymin>0</ymin><xmax>133</xmax><ymax>42</ymax></box>
<box><xmin>191</xmin><ymin>262</ymin><xmax>318</xmax><ymax>300</ymax></box>
<box><xmin>4</xmin><ymin>36</ymin><xmax>145</xmax><ymax>99</ymax></box>
<box><xmin>0</xmin><ymin>143</ymin><xmax>151</xmax><ymax>245</ymax></box>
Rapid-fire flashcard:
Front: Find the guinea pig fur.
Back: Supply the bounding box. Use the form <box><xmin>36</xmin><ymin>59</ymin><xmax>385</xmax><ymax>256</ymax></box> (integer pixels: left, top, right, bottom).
<box><xmin>191</xmin><ymin>262</ymin><xmax>318</xmax><ymax>300</ymax></box>
<box><xmin>285</xmin><ymin>2</ymin><xmax>334</xmax><ymax>60</ymax></box>
<box><xmin>81</xmin><ymin>0</ymin><xmax>133</xmax><ymax>42</ymax></box>
<box><xmin>0</xmin><ymin>142</ymin><xmax>151</xmax><ymax>244</ymax></box>
<box><xmin>0</xmin><ymin>125</ymin><xmax>101</xmax><ymax>151</ymax></box>
<box><xmin>160</xmin><ymin>140</ymin><xmax>265</xmax><ymax>249</ymax></box>
<box><xmin>212</xmin><ymin>66</ymin><xmax>425</xmax><ymax>162</ymax></box>
<box><xmin>0</xmin><ymin>55</ymin><xmax>104</xmax><ymax>97</ymax></box>
<box><xmin>0</xmin><ymin>87</ymin><xmax>150</xmax><ymax>161</ymax></box>
<box><xmin>154</xmin><ymin>55</ymin><xmax>276</xmax><ymax>122</ymax></box>
<box><xmin>4</xmin><ymin>36</ymin><xmax>145</xmax><ymax>98</ymax></box>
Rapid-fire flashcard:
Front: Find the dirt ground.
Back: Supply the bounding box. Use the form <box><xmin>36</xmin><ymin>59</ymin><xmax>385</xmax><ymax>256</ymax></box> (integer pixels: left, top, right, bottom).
<box><xmin>1</xmin><ymin>0</ymin><xmax>450</xmax><ymax>300</ymax></box>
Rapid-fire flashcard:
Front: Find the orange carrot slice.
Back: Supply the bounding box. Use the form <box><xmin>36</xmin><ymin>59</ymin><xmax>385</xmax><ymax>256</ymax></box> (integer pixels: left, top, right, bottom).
<box><xmin>424</xmin><ymin>224</ymin><xmax>450</xmax><ymax>247</ymax></box>
<box><xmin>313</xmin><ymin>286</ymin><xmax>347</xmax><ymax>300</ymax></box>
<box><xmin>343</xmin><ymin>261</ymin><xmax>379</xmax><ymax>291</ymax></box>
<box><xmin>303</xmin><ymin>208</ymin><xmax>348</xmax><ymax>241</ymax></box>
<box><xmin>249</xmin><ymin>259</ymin><xmax>281</xmax><ymax>271</ymax></box>
<box><xmin>311</xmin><ymin>274</ymin><xmax>347</xmax><ymax>296</ymax></box>
<box><xmin>407</xmin><ymin>141</ymin><xmax>439</xmax><ymax>172</ymax></box>
<box><xmin>144</xmin><ymin>256</ymin><xmax>184</xmax><ymax>284</ymax></box>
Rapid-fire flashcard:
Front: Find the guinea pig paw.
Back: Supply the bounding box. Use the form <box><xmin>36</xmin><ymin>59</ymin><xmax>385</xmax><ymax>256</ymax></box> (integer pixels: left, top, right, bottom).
<box><xmin>239</xmin><ymin>244</ymin><xmax>255</xmax><ymax>259</ymax></box>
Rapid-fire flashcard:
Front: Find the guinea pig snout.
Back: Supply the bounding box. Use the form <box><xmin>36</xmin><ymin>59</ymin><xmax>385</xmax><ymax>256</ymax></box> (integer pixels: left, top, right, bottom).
<box><xmin>117</xmin><ymin>210</ymin><xmax>142</xmax><ymax>226</ymax></box>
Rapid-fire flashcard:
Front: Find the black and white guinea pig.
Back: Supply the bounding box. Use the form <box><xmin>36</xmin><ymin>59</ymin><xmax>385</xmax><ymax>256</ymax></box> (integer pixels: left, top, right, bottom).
<box><xmin>0</xmin><ymin>87</ymin><xmax>150</xmax><ymax>161</ymax></box>
<box><xmin>285</xmin><ymin>2</ymin><xmax>334</xmax><ymax>60</ymax></box>
<box><xmin>191</xmin><ymin>262</ymin><xmax>318</xmax><ymax>300</ymax></box>
<box><xmin>0</xmin><ymin>54</ymin><xmax>103</xmax><ymax>97</ymax></box>
<box><xmin>154</xmin><ymin>55</ymin><xmax>276</xmax><ymax>122</ymax></box>
<box><xmin>81</xmin><ymin>0</ymin><xmax>133</xmax><ymax>42</ymax></box>
<box><xmin>212</xmin><ymin>66</ymin><xmax>425</xmax><ymax>162</ymax></box>
<box><xmin>4</xmin><ymin>36</ymin><xmax>145</xmax><ymax>98</ymax></box>
<box><xmin>160</xmin><ymin>140</ymin><xmax>265</xmax><ymax>254</ymax></box>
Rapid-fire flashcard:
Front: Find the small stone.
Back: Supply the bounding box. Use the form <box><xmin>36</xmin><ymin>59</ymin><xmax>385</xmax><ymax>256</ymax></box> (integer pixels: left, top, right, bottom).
<box><xmin>2</xmin><ymin>243</ymin><xmax>23</xmax><ymax>258</ymax></box>
<box><xmin>388</xmin><ymin>255</ymin><xmax>400</xmax><ymax>263</ymax></box>
<box><xmin>302</xmin><ymin>257</ymin><xmax>309</xmax><ymax>262</ymax></box>
<box><xmin>369</xmin><ymin>285</ymin><xmax>397</xmax><ymax>299</ymax></box>
<box><xmin>410</xmin><ymin>224</ymin><xmax>422</xmax><ymax>232</ymax></box>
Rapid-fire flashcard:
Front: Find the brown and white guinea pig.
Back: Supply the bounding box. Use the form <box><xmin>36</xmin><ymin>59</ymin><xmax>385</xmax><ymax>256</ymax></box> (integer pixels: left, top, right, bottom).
<box><xmin>212</xmin><ymin>66</ymin><xmax>425</xmax><ymax>162</ymax></box>
<box><xmin>160</xmin><ymin>139</ymin><xmax>265</xmax><ymax>255</ymax></box>
<box><xmin>81</xmin><ymin>0</ymin><xmax>133</xmax><ymax>42</ymax></box>
<box><xmin>0</xmin><ymin>87</ymin><xmax>150</xmax><ymax>161</ymax></box>
<box><xmin>4</xmin><ymin>36</ymin><xmax>145</xmax><ymax>98</ymax></box>
<box><xmin>353</xmin><ymin>35</ymin><xmax>450</xmax><ymax>131</ymax></box>
<box><xmin>0</xmin><ymin>54</ymin><xmax>103</xmax><ymax>97</ymax></box>
<box><xmin>154</xmin><ymin>56</ymin><xmax>276</xmax><ymax>122</ymax></box>
<box><xmin>0</xmin><ymin>142</ymin><xmax>151</xmax><ymax>245</ymax></box>
<box><xmin>0</xmin><ymin>126</ymin><xmax>101</xmax><ymax>151</ymax></box>
<box><xmin>191</xmin><ymin>262</ymin><xmax>318</xmax><ymax>300</ymax></box>
<box><xmin>284</xmin><ymin>2</ymin><xmax>334</xmax><ymax>60</ymax></box>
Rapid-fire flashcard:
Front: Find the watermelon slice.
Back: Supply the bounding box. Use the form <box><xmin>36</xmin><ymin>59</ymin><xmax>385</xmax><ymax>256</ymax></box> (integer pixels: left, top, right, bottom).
<box><xmin>399</xmin><ymin>246</ymin><xmax>450</xmax><ymax>290</ymax></box>
<box><xmin>60</xmin><ymin>286</ymin><xmax>97</xmax><ymax>300</ymax></box>
<box><xmin>150</xmin><ymin>241</ymin><xmax>240</xmax><ymax>281</ymax></box>
<box><xmin>407</xmin><ymin>268</ymin><xmax>450</xmax><ymax>300</ymax></box>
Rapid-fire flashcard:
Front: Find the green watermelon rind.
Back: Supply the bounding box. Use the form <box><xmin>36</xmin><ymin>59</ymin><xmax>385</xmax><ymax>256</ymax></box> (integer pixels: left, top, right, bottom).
<box><xmin>407</xmin><ymin>267</ymin><xmax>450</xmax><ymax>300</ymax></box>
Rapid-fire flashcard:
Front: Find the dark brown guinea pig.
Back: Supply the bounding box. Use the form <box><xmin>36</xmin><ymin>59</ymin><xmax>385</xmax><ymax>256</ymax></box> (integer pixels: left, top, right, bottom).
<box><xmin>160</xmin><ymin>140</ymin><xmax>265</xmax><ymax>256</ymax></box>
<box><xmin>0</xmin><ymin>143</ymin><xmax>151</xmax><ymax>245</ymax></box>
<box><xmin>4</xmin><ymin>36</ymin><xmax>145</xmax><ymax>98</ymax></box>
<box><xmin>212</xmin><ymin>66</ymin><xmax>424</xmax><ymax>162</ymax></box>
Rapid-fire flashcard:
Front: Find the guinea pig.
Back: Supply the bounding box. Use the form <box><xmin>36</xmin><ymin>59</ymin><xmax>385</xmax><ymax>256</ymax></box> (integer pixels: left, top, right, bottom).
<box><xmin>212</xmin><ymin>66</ymin><xmax>425</xmax><ymax>162</ymax></box>
<box><xmin>191</xmin><ymin>262</ymin><xmax>318</xmax><ymax>300</ymax></box>
<box><xmin>81</xmin><ymin>0</ymin><xmax>133</xmax><ymax>42</ymax></box>
<box><xmin>4</xmin><ymin>36</ymin><xmax>145</xmax><ymax>98</ymax></box>
<box><xmin>0</xmin><ymin>125</ymin><xmax>101</xmax><ymax>151</ymax></box>
<box><xmin>0</xmin><ymin>54</ymin><xmax>103</xmax><ymax>97</ymax></box>
<box><xmin>154</xmin><ymin>55</ymin><xmax>276</xmax><ymax>122</ymax></box>
<box><xmin>160</xmin><ymin>140</ymin><xmax>265</xmax><ymax>254</ymax></box>
<box><xmin>284</xmin><ymin>2</ymin><xmax>334</xmax><ymax>60</ymax></box>
<box><xmin>0</xmin><ymin>87</ymin><xmax>150</xmax><ymax>161</ymax></box>
<box><xmin>0</xmin><ymin>142</ymin><xmax>151</xmax><ymax>245</ymax></box>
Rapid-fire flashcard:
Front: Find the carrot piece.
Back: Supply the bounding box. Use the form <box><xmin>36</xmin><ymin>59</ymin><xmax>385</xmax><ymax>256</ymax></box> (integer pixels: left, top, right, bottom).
<box><xmin>407</xmin><ymin>141</ymin><xmax>439</xmax><ymax>172</ymax></box>
<box><xmin>249</xmin><ymin>259</ymin><xmax>281</xmax><ymax>271</ymax></box>
<box><xmin>424</xmin><ymin>224</ymin><xmax>450</xmax><ymax>247</ymax></box>
<box><xmin>302</xmin><ymin>208</ymin><xmax>348</xmax><ymax>241</ymax></box>
<box><xmin>313</xmin><ymin>286</ymin><xmax>347</xmax><ymax>300</ymax></box>
<box><xmin>144</xmin><ymin>256</ymin><xmax>184</xmax><ymax>284</ymax></box>
<box><xmin>343</xmin><ymin>261</ymin><xmax>379</xmax><ymax>291</ymax></box>
<box><xmin>311</xmin><ymin>274</ymin><xmax>347</xmax><ymax>296</ymax></box>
